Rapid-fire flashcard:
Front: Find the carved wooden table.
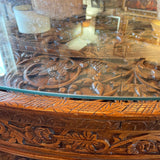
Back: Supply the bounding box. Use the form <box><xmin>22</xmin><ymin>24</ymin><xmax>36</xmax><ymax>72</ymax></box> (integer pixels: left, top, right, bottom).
<box><xmin>0</xmin><ymin>90</ymin><xmax>160</xmax><ymax>160</ymax></box>
<box><xmin>1</xmin><ymin>1</ymin><xmax>160</xmax><ymax>159</ymax></box>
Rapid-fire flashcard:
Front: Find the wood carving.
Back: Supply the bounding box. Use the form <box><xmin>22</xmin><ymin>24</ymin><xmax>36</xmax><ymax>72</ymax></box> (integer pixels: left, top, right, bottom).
<box><xmin>0</xmin><ymin>91</ymin><xmax>159</xmax><ymax>159</ymax></box>
<box><xmin>1</xmin><ymin>2</ymin><xmax>160</xmax><ymax>160</ymax></box>
<box><xmin>5</xmin><ymin>53</ymin><xmax>160</xmax><ymax>97</ymax></box>
<box><xmin>2</xmin><ymin>119</ymin><xmax>160</xmax><ymax>156</ymax></box>
<box><xmin>0</xmin><ymin>151</ymin><xmax>33</xmax><ymax>160</ymax></box>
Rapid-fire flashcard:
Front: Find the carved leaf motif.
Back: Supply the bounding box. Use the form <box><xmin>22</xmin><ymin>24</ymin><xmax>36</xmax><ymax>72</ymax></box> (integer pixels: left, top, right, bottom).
<box><xmin>74</xmin><ymin>90</ymin><xmax>82</xmax><ymax>95</ymax></box>
<box><xmin>83</xmin><ymin>78</ymin><xmax>93</xmax><ymax>86</ymax></box>
<box><xmin>9</xmin><ymin>130</ymin><xmax>24</xmax><ymax>144</ymax></box>
<box><xmin>75</xmin><ymin>78</ymin><xmax>93</xmax><ymax>87</ymax></box>
<box><xmin>25</xmin><ymin>126</ymin><xmax>54</xmax><ymax>144</ymax></box>
<box><xmin>48</xmin><ymin>77</ymin><xmax>57</xmax><ymax>85</ymax></box>
<box><xmin>27</xmin><ymin>68</ymin><xmax>40</xmax><ymax>77</ymax></box>
<box><xmin>68</xmin><ymin>85</ymin><xmax>78</xmax><ymax>94</ymax></box>
<box><xmin>71</xmin><ymin>133</ymin><xmax>80</xmax><ymax>139</ymax></box>
<box><xmin>38</xmin><ymin>70</ymin><xmax>48</xmax><ymax>76</ymax></box>
<box><xmin>59</xmin><ymin>87</ymin><xmax>67</xmax><ymax>93</ymax></box>
<box><xmin>119</xmin><ymin>134</ymin><xmax>127</xmax><ymax>141</ymax></box>
<box><xmin>9</xmin><ymin>138</ymin><xmax>17</xmax><ymax>143</ymax></box>
<box><xmin>0</xmin><ymin>122</ymin><xmax>6</xmax><ymax>134</ymax></box>
<box><xmin>65</xmin><ymin>131</ymin><xmax>109</xmax><ymax>154</ymax></box>
<box><xmin>113</xmin><ymin>137</ymin><xmax>121</xmax><ymax>144</ymax></box>
<box><xmin>103</xmin><ymin>85</ymin><xmax>116</xmax><ymax>96</ymax></box>
<box><xmin>92</xmin><ymin>81</ymin><xmax>104</xmax><ymax>95</ymax></box>
<box><xmin>34</xmin><ymin>127</ymin><xmax>50</xmax><ymax>140</ymax></box>
<box><xmin>127</xmin><ymin>143</ymin><xmax>139</xmax><ymax>155</ymax></box>
<box><xmin>127</xmin><ymin>141</ymin><xmax>157</xmax><ymax>155</ymax></box>
<box><xmin>66</xmin><ymin>131</ymin><xmax>94</xmax><ymax>140</ymax></box>
<box><xmin>25</xmin><ymin>130</ymin><xmax>34</xmax><ymax>141</ymax></box>
<box><xmin>84</xmin><ymin>131</ymin><xmax>95</xmax><ymax>140</ymax></box>
<box><xmin>146</xmin><ymin>86</ymin><xmax>159</xmax><ymax>93</ymax></box>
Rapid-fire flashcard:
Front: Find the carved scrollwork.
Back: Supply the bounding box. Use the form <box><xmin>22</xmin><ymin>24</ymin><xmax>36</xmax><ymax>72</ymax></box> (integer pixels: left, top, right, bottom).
<box><xmin>2</xmin><ymin>118</ymin><xmax>160</xmax><ymax>156</ymax></box>
<box><xmin>51</xmin><ymin>130</ymin><xmax>110</xmax><ymax>154</ymax></box>
<box><xmin>6</xmin><ymin>55</ymin><xmax>81</xmax><ymax>91</ymax></box>
<box><xmin>25</xmin><ymin>126</ymin><xmax>56</xmax><ymax>144</ymax></box>
<box><xmin>25</xmin><ymin>128</ymin><xmax>110</xmax><ymax>154</ymax></box>
<box><xmin>127</xmin><ymin>140</ymin><xmax>157</xmax><ymax>154</ymax></box>
<box><xmin>0</xmin><ymin>121</ymin><xmax>110</xmax><ymax>154</ymax></box>
<box><xmin>0</xmin><ymin>91</ymin><xmax>160</xmax><ymax>158</ymax></box>
<box><xmin>6</xmin><ymin>53</ymin><xmax>160</xmax><ymax>97</ymax></box>
<box><xmin>1</xmin><ymin>117</ymin><xmax>160</xmax><ymax>156</ymax></box>
<box><xmin>108</xmin><ymin>133</ymin><xmax>160</xmax><ymax>155</ymax></box>
<box><xmin>0</xmin><ymin>122</ymin><xmax>6</xmax><ymax>135</ymax></box>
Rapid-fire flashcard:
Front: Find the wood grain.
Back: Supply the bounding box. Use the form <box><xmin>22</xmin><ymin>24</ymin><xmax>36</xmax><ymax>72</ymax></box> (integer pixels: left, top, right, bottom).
<box><xmin>0</xmin><ymin>91</ymin><xmax>160</xmax><ymax>159</ymax></box>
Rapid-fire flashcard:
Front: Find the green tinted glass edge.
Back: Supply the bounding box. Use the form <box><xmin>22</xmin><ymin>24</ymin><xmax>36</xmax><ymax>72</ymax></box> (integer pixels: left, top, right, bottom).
<box><xmin>0</xmin><ymin>86</ymin><xmax>160</xmax><ymax>101</ymax></box>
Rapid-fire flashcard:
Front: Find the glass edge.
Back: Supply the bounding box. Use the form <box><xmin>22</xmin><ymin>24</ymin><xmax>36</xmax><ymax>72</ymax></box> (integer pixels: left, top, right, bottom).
<box><xmin>0</xmin><ymin>86</ymin><xmax>160</xmax><ymax>101</ymax></box>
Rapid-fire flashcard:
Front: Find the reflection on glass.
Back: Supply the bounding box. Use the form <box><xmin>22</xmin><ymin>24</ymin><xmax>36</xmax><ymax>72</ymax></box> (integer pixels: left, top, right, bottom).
<box><xmin>0</xmin><ymin>15</ymin><xmax>17</xmax><ymax>76</ymax></box>
<box><xmin>108</xmin><ymin>16</ymin><xmax>120</xmax><ymax>31</ymax></box>
<box><xmin>31</xmin><ymin>0</ymin><xmax>83</xmax><ymax>19</ymax></box>
<box><xmin>13</xmin><ymin>5</ymin><xmax>51</xmax><ymax>34</ymax></box>
<box><xmin>1</xmin><ymin>0</ymin><xmax>160</xmax><ymax>99</ymax></box>
<box><xmin>83</xmin><ymin>0</ymin><xmax>104</xmax><ymax>19</ymax></box>
<box><xmin>0</xmin><ymin>53</ymin><xmax>5</xmax><ymax>76</ymax></box>
<box><xmin>67</xmin><ymin>19</ymin><xmax>98</xmax><ymax>50</ymax></box>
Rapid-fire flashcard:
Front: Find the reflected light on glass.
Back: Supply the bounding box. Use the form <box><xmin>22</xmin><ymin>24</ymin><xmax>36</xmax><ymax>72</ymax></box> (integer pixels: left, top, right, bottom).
<box><xmin>0</xmin><ymin>53</ymin><xmax>5</xmax><ymax>76</ymax></box>
<box><xmin>66</xmin><ymin>19</ymin><xmax>98</xmax><ymax>51</ymax></box>
<box><xmin>83</xmin><ymin>0</ymin><xmax>103</xmax><ymax>19</ymax></box>
<box><xmin>108</xmin><ymin>16</ymin><xmax>121</xmax><ymax>31</ymax></box>
<box><xmin>0</xmin><ymin>15</ymin><xmax>17</xmax><ymax>76</ymax></box>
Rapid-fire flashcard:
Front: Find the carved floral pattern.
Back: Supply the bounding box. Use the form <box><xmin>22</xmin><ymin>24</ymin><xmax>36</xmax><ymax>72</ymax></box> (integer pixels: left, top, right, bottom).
<box><xmin>0</xmin><ymin>121</ymin><xmax>109</xmax><ymax>154</ymax></box>
<box><xmin>1</xmin><ymin>119</ymin><xmax>160</xmax><ymax>156</ymax></box>
<box><xmin>5</xmin><ymin>54</ymin><xmax>160</xmax><ymax>97</ymax></box>
<box><xmin>128</xmin><ymin>140</ymin><xmax>158</xmax><ymax>154</ymax></box>
<box><xmin>0</xmin><ymin>91</ymin><xmax>159</xmax><ymax>159</ymax></box>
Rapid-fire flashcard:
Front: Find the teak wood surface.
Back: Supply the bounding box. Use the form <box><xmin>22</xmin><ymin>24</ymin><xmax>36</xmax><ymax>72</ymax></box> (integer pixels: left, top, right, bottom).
<box><xmin>0</xmin><ymin>91</ymin><xmax>160</xmax><ymax>159</ymax></box>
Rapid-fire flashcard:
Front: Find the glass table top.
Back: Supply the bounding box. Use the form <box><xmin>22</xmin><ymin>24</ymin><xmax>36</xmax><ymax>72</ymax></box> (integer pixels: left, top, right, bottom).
<box><xmin>1</xmin><ymin>0</ymin><xmax>160</xmax><ymax>100</ymax></box>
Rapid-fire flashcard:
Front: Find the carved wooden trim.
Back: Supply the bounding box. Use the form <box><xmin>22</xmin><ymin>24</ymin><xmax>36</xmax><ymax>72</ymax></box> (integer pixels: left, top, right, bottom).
<box><xmin>0</xmin><ymin>91</ymin><xmax>160</xmax><ymax>159</ymax></box>
<box><xmin>0</xmin><ymin>91</ymin><xmax>160</xmax><ymax>119</ymax></box>
<box><xmin>0</xmin><ymin>151</ymin><xmax>34</xmax><ymax>160</ymax></box>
